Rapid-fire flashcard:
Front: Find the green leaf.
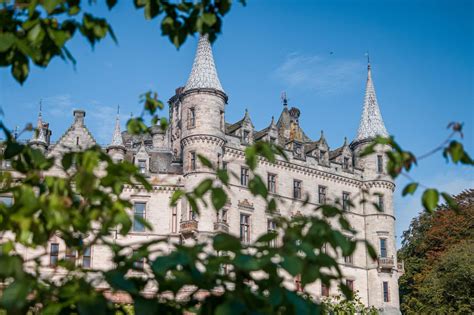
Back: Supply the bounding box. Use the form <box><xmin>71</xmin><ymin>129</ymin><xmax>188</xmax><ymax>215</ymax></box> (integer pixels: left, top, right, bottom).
<box><xmin>62</xmin><ymin>152</ymin><xmax>74</xmax><ymax>170</ymax></box>
<box><xmin>0</xmin><ymin>33</ymin><xmax>15</xmax><ymax>52</ymax></box>
<box><xmin>194</xmin><ymin>179</ymin><xmax>213</xmax><ymax>197</ymax></box>
<box><xmin>211</xmin><ymin>187</ymin><xmax>227</xmax><ymax>210</ymax></box>
<box><xmin>197</xmin><ymin>154</ymin><xmax>213</xmax><ymax>169</ymax></box>
<box><xmin>213</xmin><ymin>233</ymin><xmax>241</xmax><ymax>252</ymax></box>
<box><xmin>201</xmin><ymin>13</ymin><xmax>217</xmax><ymax>26</ymax></box>
<box><xmin>441</xmin><ymin>192</ymin><xmax>459</xmax><ymax>211</ymax></box>
<box><xmin>4</xmin><ymin>142</ymin><xmax>24</xmax><ymax>159</ymax></box>
<box><xmin>256</xmin><ymin>232</ymin><xmax>277</xmax><ymax>244</ymax></box>
<box><xmin>281</xmin><ymin>256</ymin><xmax>303</xmax><ymax>276</ymax></box>
<box><xmin>422</xmin><ymin>189</ymin><xmax>439</xmax><ymax>212</ymax></box>
<box><xmin>402</xmin><ymin>182</ymin><xmax>418</xmax><ymax>196</ymax></box>
<box><xmin>43</xmin><ymin>0</ymin><xmax>61</xmax><ymax>14</ymax></box>
<box><xmin>106</xmin><ymin>0</ymin><xmax>118</xmax><ymax>9</ymax></box>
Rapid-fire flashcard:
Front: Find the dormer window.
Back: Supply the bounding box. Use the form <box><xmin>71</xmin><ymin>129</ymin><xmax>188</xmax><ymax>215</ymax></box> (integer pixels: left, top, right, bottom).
<box><xmin>343</xmin><ymin>157</ymin><xmax>350</xmax><ymax>170</ymax></box>
<box><xmin>294</xmin><ymin>143</ymin><xmax>303</xmax><ymax>159</ymax></box>
<box><xmin>319</xmin><ymin>150</ymin><xmax>326</xmax><ymax>163</ymax></box>
<box><xmin>243</xmin><ymin>130</ymin><xmax>250</xmax><ymax>144</ymax></box>
<box><xmin>138</xmin><ymin>159</ymin><xmax>147</xmax><ymax>174</ymax></box>
<box><xmin>270</xmin><ymin>137</ymin><xmax>276</xmax><ymax>144</ymax></box>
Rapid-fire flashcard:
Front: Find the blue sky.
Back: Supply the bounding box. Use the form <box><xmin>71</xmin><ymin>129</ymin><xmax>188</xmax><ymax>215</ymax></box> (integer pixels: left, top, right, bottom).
<box><xmin>1</xmin><ymin>0</ymin><xmax>472</xmax><ymax>246</ymax></box>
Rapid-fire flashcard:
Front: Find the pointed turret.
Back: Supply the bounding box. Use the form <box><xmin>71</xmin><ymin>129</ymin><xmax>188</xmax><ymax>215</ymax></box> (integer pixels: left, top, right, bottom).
<box><xmin>107</xmin><ymin>106</ymin><xmax>126</xmax><ymax>162</ymax></box>
<box><xmin>110</xmin><ymin>107</ymin><xmax>124</xmax><ymax>147</ymax></box>
<box><xmin>184</xmin><ymin>34</ymin><xmax>224</xmax><ymax>93</ymax></box>
<box><xmin>30</xmin><ymin>102</ymin><xmax>47</xmax><ymax>152</ymax></box>
<box><xmin>355</xmin><ymin>63</ymin><xmax>388</xmax><ymax>141</ymax></box>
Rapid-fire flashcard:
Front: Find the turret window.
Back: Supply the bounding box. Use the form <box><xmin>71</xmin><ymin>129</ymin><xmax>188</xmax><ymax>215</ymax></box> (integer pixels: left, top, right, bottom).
<box><xmin>346</xmin><ymin>280</ymin><xmax>354</xmax><ymax>292</ymax></box>
<box><xmin>380</xmin><ymin>238</ymin><xmax>388</xmax><ymax>258</ymax></box>
<box><xmin>383</xmin><ymin>281</ymin><xmax>390</xmax><ymax>302</ymax></box>
<box><xmin>242</xmin><ymin>130</ymin><xmax>250</xmax><ymax>144</ymax></box>
<box><xmin>377</xmin><ymin>155</ymin><xmax>383</xmax><ymax>173</ymax></box>
<box><xmin>188</xmin><ymin>108</ymin><xmax>196</xmax><ymax>128</ymax></box>
<box><xmin>190</xmin><ymin>152</ymin><xmax>196</xmax><ymax>171</ymax></box>
<box><xmin>378</xmin><ymin>195</ymin><xmax>384</xmax><ymax>212</ymax></box>
<box><xmin>319</xmin><ymin>150</ymin><xmax>326</xmax><ymax>164</ymax></box>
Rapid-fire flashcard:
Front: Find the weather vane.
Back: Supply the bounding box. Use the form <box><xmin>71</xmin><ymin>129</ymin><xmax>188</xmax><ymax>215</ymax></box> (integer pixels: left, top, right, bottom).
<box><xmin>281</xmin><ymin>91</ymin><xmax>288</xmax><ymax>107</ymax></box>
<box><xmin>365</xmin><ymin>51</ymin><xmax>370</xmax><ymax>65</ymax></box>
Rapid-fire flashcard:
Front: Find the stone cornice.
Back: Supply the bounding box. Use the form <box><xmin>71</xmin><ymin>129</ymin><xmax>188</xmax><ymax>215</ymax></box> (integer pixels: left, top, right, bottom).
<box><xmin>363</xmin><ymin>180</ymin><xmax>396</xmax><ymax>191</ymax></box>
<box><xmin>181</xmin><ymin>134</ymin><xmax>226</xmax><ymax>147</ymax></box>
<box><xmin>123</xmin><ymin>184</ymin><xmax>183</xmax><ymax>193</ymax></box>
<box><xmin>224</xmin><ymin>147</ymin><xmax>364</xmax><ymax>188</ymax></box>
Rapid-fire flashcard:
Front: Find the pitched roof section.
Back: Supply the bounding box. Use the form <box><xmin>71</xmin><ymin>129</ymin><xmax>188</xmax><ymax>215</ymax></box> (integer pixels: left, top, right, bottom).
<box><xmin>355</xmin><ymin>64</ymin><xmax>388</xmax><ymax>141</ymax></box>
<box><xmin>184</xmin><ymin>34</ymin><xmax>224</xmax><ymax>93</ymax></box>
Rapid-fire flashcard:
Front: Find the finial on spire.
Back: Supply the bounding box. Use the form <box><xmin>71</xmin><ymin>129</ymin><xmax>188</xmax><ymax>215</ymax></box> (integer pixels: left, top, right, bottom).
<box><xmin>355</xmin><ymin>63</ymin><xmax>388</xmax><ymax>141</ymax></box>
<box><xmin>281</xmin><ymin>91</ymin><xmax>288</xmax><ymax>107</ymax></box>
<box><xmin>365</xmin><ymin>51</ymin><xmax>370</xmax><ymax>67</ymax></box>
<box><xmin>184</xmin><ymin>34</ymin><xmax>224</xmax><ymax>92</ymax></box>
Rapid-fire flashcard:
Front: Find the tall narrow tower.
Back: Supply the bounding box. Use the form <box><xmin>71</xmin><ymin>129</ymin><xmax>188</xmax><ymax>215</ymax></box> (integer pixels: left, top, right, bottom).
<box><xmin>351</xmin><ymin>63</ymin><xmax>400</xmax><ymax>314</ymax></box>
<box><xmin>180</xmin><ymin>35</ymin><xmax>227</xmax><ymax>241</ymax></box>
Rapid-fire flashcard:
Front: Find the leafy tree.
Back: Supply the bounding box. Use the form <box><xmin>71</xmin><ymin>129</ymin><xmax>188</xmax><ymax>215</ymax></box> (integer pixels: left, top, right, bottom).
<box><xmin>0</xmin><ymin>1</ymin><xmax>473</xmax><ymax>314</ymax></box>
<box><xmin>398</xmin><ymin>189</ymin><xmax>474</xmax><ymax>314</ymax></box>
<box><xmin>321</xmin><ymin>292</ymin><xmax>378</xmax><ymax>315</ymax></box>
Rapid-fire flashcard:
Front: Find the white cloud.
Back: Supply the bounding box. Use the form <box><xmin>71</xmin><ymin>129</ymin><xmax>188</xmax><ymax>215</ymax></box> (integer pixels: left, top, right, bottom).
<box><xmin>274</xmin><ymin>52</ymin><xmax>362</xmax><ymax>94</ymax></box>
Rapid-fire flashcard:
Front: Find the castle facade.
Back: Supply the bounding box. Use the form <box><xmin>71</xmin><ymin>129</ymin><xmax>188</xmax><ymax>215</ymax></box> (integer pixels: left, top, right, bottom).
<box><xmin>15</xmin><ymin>35</ymin><xmax>401</xmax><ymax>313</ymax></box>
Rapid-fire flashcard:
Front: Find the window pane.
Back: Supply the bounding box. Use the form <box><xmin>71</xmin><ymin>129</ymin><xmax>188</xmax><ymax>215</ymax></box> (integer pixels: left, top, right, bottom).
<box><xmin>133</xmin><ymin>203</ymin><xmax>146</xmax><ymax>232</ymax></box>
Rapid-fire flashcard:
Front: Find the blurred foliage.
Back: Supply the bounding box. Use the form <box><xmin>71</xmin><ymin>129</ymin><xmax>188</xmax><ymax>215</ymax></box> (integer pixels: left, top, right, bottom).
<box><xmin>0</xmin><ymin>0</ymin><xmax>245</xmax><ymax>83</ymax></box>
<box><xmin>398</xmin><ymin>189</ymin><xmax>474</xmax><ymax>314</ymax></box>
<box><xmin>321</xmin><ymin>292</ymin><xmax>378</xmax><ymax>315</ymax></box>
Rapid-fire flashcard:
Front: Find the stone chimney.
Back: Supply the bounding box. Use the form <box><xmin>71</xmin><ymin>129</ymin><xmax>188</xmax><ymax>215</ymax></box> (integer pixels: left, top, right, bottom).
<box><xmin>74</xmin><ymin>110</ymin><xmax>86</xmax><ymax>126</ymax></box>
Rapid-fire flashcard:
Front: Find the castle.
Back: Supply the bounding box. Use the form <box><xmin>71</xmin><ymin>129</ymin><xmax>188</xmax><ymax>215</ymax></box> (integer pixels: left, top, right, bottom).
<box><xmin>19</xmin><ymin>35</ymin><xmax>401</xmax><ymax>313</ymax></box>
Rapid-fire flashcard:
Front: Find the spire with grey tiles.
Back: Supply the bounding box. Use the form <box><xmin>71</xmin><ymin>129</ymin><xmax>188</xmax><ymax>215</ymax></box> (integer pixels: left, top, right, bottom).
<box><xmin>184</xmin><ymin>34</ymin><xmax>224</xmax><ymax>93</ymax></box>
<box><xmin>31</xmin><ymin>101</ymin><xmax>46</xmax><ymax>144</ymax></box>
<box><xmin>110</xmin><ymin>106</ymin><xmax>124</xmax><ymax>147</ymax></box>
<box><xmin>355</xmin><ymin>63</ymin><xmax>388</xmax><ymax>141</ymax></box>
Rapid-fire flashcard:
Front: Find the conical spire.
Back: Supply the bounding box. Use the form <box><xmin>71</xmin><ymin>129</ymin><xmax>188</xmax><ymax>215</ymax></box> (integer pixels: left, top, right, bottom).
<box><xmin>110</xmin><ymin>106</ymin><xmax>124</xmax><ymax>147</ymax></box>
<box><xmin>184</xmin><ymin>34</ymin><xmax>224</xmax><ymax>93</ymax></box>
<box><xmin>31</xmin><ymin>101</ymin><xmax>46</xmax><ymax>144</ymax></box>
<box><xmin>355</xmin><ymin>63</ymin><xmax>388</xmax><ymax>141</ymax></box>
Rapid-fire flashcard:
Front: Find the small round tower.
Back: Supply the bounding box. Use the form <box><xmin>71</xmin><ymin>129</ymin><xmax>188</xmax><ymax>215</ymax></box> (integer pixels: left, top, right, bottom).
<box><xmin>106</xmin><ymin>108</ymin><xmax>126</xmax><ymax>162</ymax></box>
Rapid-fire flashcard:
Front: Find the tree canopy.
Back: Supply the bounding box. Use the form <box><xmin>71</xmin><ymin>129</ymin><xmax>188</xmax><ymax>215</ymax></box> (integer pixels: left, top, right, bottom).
<box><xmin>398</xmin><ymin>189</ymin><xmax>474</xmax><ymax>314</ymax></box>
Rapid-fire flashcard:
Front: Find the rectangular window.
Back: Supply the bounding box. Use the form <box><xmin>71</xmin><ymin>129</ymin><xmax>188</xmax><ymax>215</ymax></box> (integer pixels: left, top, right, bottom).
<box><xmin>378</xmin><ymin>195</ymin><xmax>384</xmax><ymax>212</ymax></box>
<box><xmin>133</xmin><ymin>202</ymin><xmax>146</xmax><ymax>232</ymax></box>
<box><xmin>219</xmin><ymin>209</ymin><xmax>228</xmax><ymax>223</ymax></box>
<box><xmin>380</xmin><ymin>238</ymin><xmax>387</xmax><ymax>258</ymax></box>
<box><xmin>346</xmin><ymin>280</ymin><xmax>354</xmax><ymax>292</ymax></box>
<box><xmin>217</xmin><ymin>153</ymin><xmax>222</xmax><ymax>169</ymax></box>
<box><xmin>190</xmin><ymin>152</ymin><xmax>196</xmax><ymax>171</ymax></box>
<box><xmin>294</xmin><ymin>143</ymin><xmax>303</xmax><ymax>159</ymax></box>
<box><xmin>343</xmin><ymin>157</ymin><xmax>350</xmax><ymax>170</ymax></box>
<box><xmin>321</xmin><ymin>283</ymin><xmax>329</xmax><ymax>297</ymax></box>
<box><xmin>267</xmin><ymin>219</ymin><xmax>277</xmax><ymax>247</ymax></box>
<box><xmin>318</xmin><ymin>186</ymin><xmax>327</xmax><ymax>204</ymax></box>
<box><xmin>82</xmin><ymin>246</ymin><xmax>91</xmax><ymax>268</ymax></box>
<box><xmin>189</xmin><ymin>206</ymin><xmax>197</xmax><ymax>221</ymax></box>
<box><xmin>344</xmin><ymin>255</ymin><xmax>353</xmax><ymax>265</ymax></box>
<box><xmin>189</xmin><ymin>108</ymin><xmax>196</xmax><ymax>128</ymax></box>
<box><xmin>342</xmin><ymin>192</ymin><xmax>350</xmax><ymax>211</ymax></box>
<box><xmin>377</xmin><ymin>155</ymin><xmax>383</xmax><ymax>173</ymax></box>
<box><xmin>240</xmin><ymin>214</ymin><xmax>250</xmax><ymax>243</ymax></box>
<box><xmin>220</xmin><ymin>110</ymin><xmax>224</xmax><ymax>131</ymax></box>
<box><xmin>383</xmin><ymin>281</ymin><xmax>390</xmax><ymax>302</ymax></box>
<box><xmin>50</xmin><ymin>243</ymin><xmax>59</xmax><ymax>267</ymax></box>
<box><xmin>65</xmin><ymin>247</ymin><xmax>77</xmax><ymax>264</ymax></box>
<box><xmin>133</xmin><ymin>250</ymin><xmax>145</xmax><ymax>270</ymax></box>
<box><xmin>267</xmin><ymin>173</ymin><xmax>277</xmax><ymax>193</ymax></box>
<box><xmin>240</xmin><ymin>167</ymin><xmax>249</xmax><ymax>186</ymax></box>
<box><xmin>293</xmin><ymin>180</ymin><xmax>302</xmax><ymax>199</ymax></box>
<box><xmin>138</xmin><ymin>159</ymin><xmax>147</xmax><ymax>174</ymax></box>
